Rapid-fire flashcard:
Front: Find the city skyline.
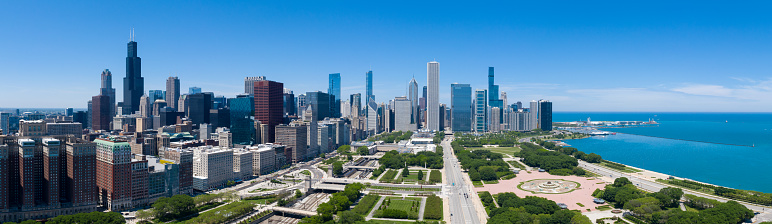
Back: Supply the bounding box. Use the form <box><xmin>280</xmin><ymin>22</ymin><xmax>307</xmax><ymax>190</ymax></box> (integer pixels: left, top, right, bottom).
<box><xmin>3</xmin><ymin>2</ymin><xmax>772</xmax><ymax>111</ymax></box>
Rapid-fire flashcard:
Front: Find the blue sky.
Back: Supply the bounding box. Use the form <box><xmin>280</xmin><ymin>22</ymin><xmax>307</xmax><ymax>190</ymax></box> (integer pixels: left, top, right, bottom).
<box><xmin>2</xmin><ymin>1</ymin><xmax>772</xmax><ymax>111</ymax></box>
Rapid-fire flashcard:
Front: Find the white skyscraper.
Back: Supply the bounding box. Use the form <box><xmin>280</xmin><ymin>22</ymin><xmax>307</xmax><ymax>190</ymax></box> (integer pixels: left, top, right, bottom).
<box><xmin>426</xmin><ymin>61</ymin><xmax>440</xmax><ymax>131</ymax></box>
<box><xmin>530</xmin><ymin>101</ymin><xmax>539</xmax><ymax>131</ymax></box>
<box><xmin>394</xmin><ymin>96</ymin><xmax>413</xmax><ymax>132</ymax></box>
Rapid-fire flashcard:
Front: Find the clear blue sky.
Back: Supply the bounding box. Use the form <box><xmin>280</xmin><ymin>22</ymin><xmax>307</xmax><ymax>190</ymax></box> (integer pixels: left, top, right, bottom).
<box><xmin>2</xmin><ymin>1</ymin><xmax>772</xmax><ymax>112</ymax></box>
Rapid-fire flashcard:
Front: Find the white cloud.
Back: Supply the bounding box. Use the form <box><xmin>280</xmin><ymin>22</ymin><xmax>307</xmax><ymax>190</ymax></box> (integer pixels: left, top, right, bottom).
<box><xmin>672</xmin><ymin>84</ymin><xmax>733</xmax><ymax>97</ymax></box>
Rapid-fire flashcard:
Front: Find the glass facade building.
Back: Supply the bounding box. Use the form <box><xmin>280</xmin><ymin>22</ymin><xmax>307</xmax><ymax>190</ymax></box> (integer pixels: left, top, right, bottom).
<box><xmin>328</xmin><ymin>73</ymin><xmax>341</xmax><ymax>118</ymax></box>
<box><xmin>229</xmin><ymin>95</ymin><xmax>255</xmax><ymax>145</ymax></box>
<box><xmin>306</xmin><ymin>91</ymin><xmax>330</xmax><ymax>121</ymax></box>
<box><xmin>474</xmin><ymin>89</ymin><xmax>487</xmax><ymax>132</ymax></box>
<box><xmin>451</xmin><ymin>84</ymin><xmax>472</xmax><ymax>132</ymax></box>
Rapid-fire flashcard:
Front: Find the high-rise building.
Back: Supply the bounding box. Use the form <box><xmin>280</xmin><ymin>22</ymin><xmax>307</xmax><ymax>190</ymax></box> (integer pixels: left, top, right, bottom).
<box><xmin>161</xmin><ymin>148</ymin><xmax>193</xmax><ymax>194</ymax></box>
<box><xmin>244</xmin><ymin>76</ymin><xmax>266</xmax><ymax>95</ymax></box>
<box><xmin>229</xmin><ymin>95</ymin><xmax>255</xmax><ymax>146</ymax></box>
<box><xmin>188</xmin><ymin>87</ymin><xmax>202</xmax><ymax>94</ymax></box>
<box><xmin>139</xmin><ymin>95</ymin><xmax>151</xmax><ymax>118</ymax></box>
<box><xmin>95</xmin><ymin>137</ymin><xmax>132</xmax><ymax>211</ymax></box>
<box><xmin>253</xmin><ymin>80</ymin><xmax>283</xmax><ymax>143</ymax></box>
<box><xmin>490</xmin><ymin>107</ymin><xmax>501</xmax><ymax>132</ymax></box>
<box><xmin>530</xmin><ymin>101</ymin><xmax>539</xmax><ymax>131</ymax></box>
<box><xmin>42</xmin><ymin>139</ymin><xmax>61</xmax><ymax>208</ymax></box>
<box><xmin>394</xmin><ymin>96</ymin><xmax>413</xmax><ymax>132</ymax></box>
<box><xmin>0</xmin><ymin>144</ymin><xmax>6</xmax><ymax>210</ymax></box>
<box><xmin>328</xmin><ymin>73</ymin><xmax>341</xmax><ymax>118</ymax></box>
<box><xmin>0</xmin><ymin>112</ymin><xmax>10</xmax><ymax>134</ymax></box>
<box><xmin>46</xmin><ymin>123</ymin><xmax>82</xmax><ymax>136</ymax></box>
<box><xmin>451</xmin><ymin>84</ymin><xmax>472</xmax><ymax>132</ymax></box>
<box><xmin>408</xmin><ymin>77</ymin><xmax>419</xmax><ymax>128</ymax></box>
<box><xmin>539</xmin><ymin>100</ymin><xmax>553</xmax><ymax>131</ymax></box>
<box><xmin>92</xmin><ymin>95</ymin><xmax>111</xmax><ymax>131</ymax></box>
<box><xmin>100</xmin><ymin>69</ymin><xmax>116</xmax><ymax>119</ymax></box>
<box><xmin>366</xmin><ymin>100</ymin><xmax>378</xmax><ymax>136</ymax></box>
<box><xmin>296</xmin><ymin>94</ymin><xmax>306</xmax><ymax>117</ymax></box>
<box><xmin>306</xmin><ymin>91</ymin><xmax>331</xmax><ymax>121</ymax></box>
<box><xmin>186</xmin><ymin>92</ymin><xmax>212</xmax><ymax>126</ymax></box>
<box><xmin>166</xmin><ymin>77</ymin><xmax>180</xmax><ymax>110</ymax></box>
<box><xmin>426</xmin><ymin>61</ymin><xmax>440</xmax><ymax>131</ymax></box>
<box><xmin>275</xmin><ymin>122</ymin><xmax>308</xmax><ymax>163</ymax></box>
<box><xmin>64</xmin><ymin>138</ymin><xmax>97</xmax><ymax>207</ymax></box>
<box><xmin>350</xmin><ymin>93</ymin><xmax>361</xmax><ymax>117</ymax></box>
<box><xmin>365</xmin><ymin>70</ymin><xmax>374</xmax><ymax>117</ymax></box>
<box><xmin>233</xmin><ymin>149</ymin><xmax>253</xmax><ymax>180</ymax></box>
<box><xmin>283</xmin><ymin>88</ymin><xmax>296</xmax><ymax>116</ymax></box>
<box><xmin>148</xmin><ymin>90</ymin><xmax>165</xmax><ymax>102</ymax></box>
<box><xmin>474</xmin><ymin>89</ymin><xmax>488</xmax><ymax>132</ymax></box>
<box><xmin>123</xmin><ymin>35</ymin><xmax>144</xmax><ymax>115</ymax></box>
<box><xmin>249</xmin><ymin>144</ymin><xmax>277</xmax><ymax>175</ymax></box>
<box><xmin>192</xmin><ymin>146</ymin><xmax>233</xmax><ymax>191</ymax></box>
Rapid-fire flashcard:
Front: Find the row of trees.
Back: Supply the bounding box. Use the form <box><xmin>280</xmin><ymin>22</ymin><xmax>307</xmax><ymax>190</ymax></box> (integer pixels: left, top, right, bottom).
<box><xmin>516</xmin><ymin>146</ymin><xmax>578</xmax><ymax>171</ymax></box>
<box><xmin>5</xmin><ymin>212</ymin><xmax>125</xmax><ymax>224</ymax></box>
<box><xmin>487</xmin><ymin>192</ymin><xmax>592</xmax><ymax>224</ymax></box>
<box><xmin>302</xmin><ymin>183</ymin><xmax>365</xmax><ymax>223</ymax></box>
<box><xmin>368</xmin><ymin>131</ymin><xmax>413</xmax><ymax>143</ymax></box>
<box><xmin>379</xmin><ymin>150</ymin><xmax>444</xmax><ymax>169</ymax></box>
<box><xmin>594</xmin><ymin>177</ymin><xmax>754</xmax><ymax>224</ymax></box>
<box><xmin>536</xmin><ymin>140</ymin><xmax>603</xmax><ymax>163</ymax></box>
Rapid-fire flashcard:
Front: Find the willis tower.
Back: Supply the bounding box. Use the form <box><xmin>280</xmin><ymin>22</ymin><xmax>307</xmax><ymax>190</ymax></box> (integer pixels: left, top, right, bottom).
<box><xmin>123</xmin><ymin>30</ymin><xmax>143</xmax><ymax>115</ymax></box>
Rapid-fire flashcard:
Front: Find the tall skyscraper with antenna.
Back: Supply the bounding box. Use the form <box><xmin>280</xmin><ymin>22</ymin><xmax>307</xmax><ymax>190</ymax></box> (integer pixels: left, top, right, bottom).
<box><xmin>123</xmin><ymin>29</ymin><xmax>143</xmax><ymax>115</ymax></box>
<box><xmin>365</xmin><ymin>70</ymin><xmax>374</xmax><ymax>117</ymax></box>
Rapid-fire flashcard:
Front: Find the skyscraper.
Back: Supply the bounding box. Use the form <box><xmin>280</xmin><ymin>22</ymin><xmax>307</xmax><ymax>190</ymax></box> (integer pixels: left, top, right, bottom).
<box><xmin>92</xmin><ymin>95</ymin><xmax>111</xmax><ymax>131</ymax></box>
<box><xmin>306</xmin><ymin>91</ymin><xmax>331</xmax><ymax>121</ymax></box>
<box><xmin>95</xmin><ymin>137</ymin><xmax>132</xmax><ymax>211</ymax></box>
<box><xmin>166</xmin><ymin>77</ymin><xmax>180</xmax><ymax>110</ymax></box>
<box><xmin>539</xmin><ymin>100</ymin><xmax>553</xmax><ymax>131</ymax></box>
<box><xmin>350</xmin><ymin>93</ymin><xmax>361</xmax><ymax>117</ymax></box>
<box><xmin>474</xmin><ymin>89</ymin><xmax>488</xmax><ymax>132</ymax></box>
<box><xmin>275</xmin><ymin>122</ymin><xmax>308</xmax><ymax>163</ymax></box>
<box><xmin>365</xmin><ymin>70</ymin><xmax>374</xmax><ymax>117</ymax></box>
<box><xmin>487</xmin><ymin>67</ymin><xmax>503</xmax><ymax>124</ymax></box>
<box><xmin>394</xmin><ymin>96</ymin><xmax>413</xmax><ymax>132</ymax></box>
<box><xmin>408</xmin><ymin>77</ymin><xmax>419</xmax><ymax>128</ymax></box>
<box><xmin>229</xmin><ymin>95</ymin><xmax>255</xmax><ymax>145</ymax></box>
<box><xmin>100</xmin><ymin>69</ymin><xmax>116</xmax><ymax>118</ymax></box>
<box><xmin>186</xmin><ymin>92</ymin><xmax>212</xmax><ymax>126</ymax></box>
<box><xmin>530</xmin><ymin>101</ymin><xmax>539</xmax><ymax>131</ymax></box>
<box><xmin>451</xmin><ymin>84</ymin><xmax>472</xmax><ymax>132</ymax></box>
<box><xmin>253</xmin><ymin>80</ymin><xmax>283</xmax><ymax>143</ymax></box>
<box><xmin>426</xmin><ymin>61</ymin><xmax>440</xmax><ymax>131</ymax></box>
<box><xmin>283</xmin><ymin>88</ymin><xmax>296</xmax><ymax>116</ymax></box>
<box><xmin>139</xmin><ymin>95</ymin><xmax>151</xmax><ymax>118</ymax></box>
<box><xmin>244</xmin><ymin>76</ymin><xmax>266</xmax><ymax>95</ymax></box>
<box><xmin>123</xmin><ymin>34</ymin><xmax>143</xmax><ymax>115</ymax></box>
<box><xmin>148</xmin><ymin>90</ymin><xmax>165</xmax><ymax>102</ymax></box>
<box><xmin>328</xmin><ymin>73</ymin><xmax>342</xmax><ymax>118</ymax></box>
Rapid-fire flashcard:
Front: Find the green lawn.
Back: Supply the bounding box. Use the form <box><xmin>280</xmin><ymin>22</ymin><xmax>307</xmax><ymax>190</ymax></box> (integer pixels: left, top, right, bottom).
<box><xmin>377</xmin><ymin>197</ymin><xmax>421</xmax><ymax>220</ymax></box>
<box><xmin>300</xmin><ymin>170</ymin><xmax>311</xmax><ymax>176</ymax></box>
<box><xmin>507</xmin><ymin>160</ymin><xmax>526</xmax><ymax>169</ymax></box>
<box><xmin>467</xmin><ymin>147</ymin><xmax>522</xmax><ymax>156</ymax></box>
<box><xmin>596</xmin><ymin>205</ymin><xmax>612</xmax><ymax>211</ymax></box>
<box><xmin>367</xmin><ymin>186</ymin><xmax>441</xmax><ymax>192</ymax></box>
<box><xmin>600</xmin><ymin>161</ymin><xmax>641</xmax><ymax>173</ymax></box>
<box><xmin>483</xmin><ymin>180</ymin><xmax>499</xmax><ymax>184</ymax></box>
<box><xmin>472</xmin><ymin>180</ymin><xmax>484</xmax><ymax>187</ymax></box>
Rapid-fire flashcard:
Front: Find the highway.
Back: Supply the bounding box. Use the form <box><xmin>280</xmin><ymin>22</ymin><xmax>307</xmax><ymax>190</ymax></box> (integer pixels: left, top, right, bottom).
<box><xmin>443</xmin><ymin>136</ymin><xmax>482</xmax><ymax>224</ymax></box>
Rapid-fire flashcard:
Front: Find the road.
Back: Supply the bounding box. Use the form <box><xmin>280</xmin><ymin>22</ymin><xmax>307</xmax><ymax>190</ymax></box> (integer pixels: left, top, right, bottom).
<box><xmin>443</xmin><ymin>136</ymin><xmax>482</xmax><ymax>224</ymax></box>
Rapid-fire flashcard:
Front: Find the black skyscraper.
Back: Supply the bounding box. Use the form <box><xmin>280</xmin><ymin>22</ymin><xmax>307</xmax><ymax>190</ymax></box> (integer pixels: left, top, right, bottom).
<box><xmin>123</xmin><ymin>33</ymin><xmax>144</xmax><ymax>115</ymax></box>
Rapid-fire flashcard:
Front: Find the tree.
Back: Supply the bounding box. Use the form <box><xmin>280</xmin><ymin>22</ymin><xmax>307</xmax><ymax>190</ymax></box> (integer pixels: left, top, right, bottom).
<box><xmin>135</xmin><ymin>209</ymin><xmax>153</xmax><ymax>223</ymax></box>
<box><xmin>358</xmin><ymin>146</ymin><xmax>369</xmax><ymax>155</ymax></box>
<box><xmin>613</xmin><ymin>177</ymin><xmax>633</xmax><ymax>187</ymax></box>
<box><xmin>347</xmin><ymin>154</ymin><xmax>353</xmax><ymax>161</ymax></box>
<box><xmin>319</xmin><ymin>153</ymin><xmax>326</xmax><ymax>158</ymax></box>
<box><xmin>417</xmin><ymin>170</ymin><xmax>424</xmax><ymax>181</ymax></box>
<box><xmin>469</xmin><ymin>169</ymin><xmax>481</xmax><ymax>181</ymax></box>
<box><xmin>402</xmin><ymin>167</ymin><xmax>410</xmax><ymax>177</ymax></box>
<box><xmin>479</xmin><ymin>166</ymin><xmax>498</xmax><ymax>181</ymax></box>
<box><xmin>295</xmin><ymin>189</ymin><xmax>303</xmax><ymax>198</ymax></box>
<box><xmin>338</xmin><ymin>210</ymin><xmax>364</xmax><ymax>224</ymax></box>
<box><xmin>337</xmin><ymin>145</ymin><xmax>352</xmax><ymax>155</ymax></box>
<box><xmin>226</xmin><ymin>180</ymin><xmax>235</xmax><ymax>186</ymax></box>
<box><xmin>333</xmin><ymin>162</ymin><xmax>343</xmax><ymax>176</ymax></box>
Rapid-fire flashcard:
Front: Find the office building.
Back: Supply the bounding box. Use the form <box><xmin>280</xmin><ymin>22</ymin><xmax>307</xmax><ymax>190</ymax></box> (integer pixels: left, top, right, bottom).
<box><xmin>341</xmin><ymin>100</ymin><xmax>351</xmax><ymax>118</ymax></box>
<box><xmin>426</xmin><ymin>61</ymin><xmax>440</xmax><ymax>131</ymax></box>
<box><xmin>394</xmin><ymin>96</ymin><xmax>413</xmax><ymax>132</ymax></box>
<box><xmin>148</xmin><ymin>90</ymin><xmax>165</xmax><ymax>102</ymax></box>
<box><xmin>192</xmin><ymin>146</ymin><xmax>233</xmax><ymax>191</ymax></box>
<box><xmin>408</xmin><ymin>77</ymin><xmax>419</xmax><ymax>128</ymax></box>
<box><xmin>254</xmin><ymin>80</ymin><xmax>283</xmax><ymax>143</ymax></box>
<box><xmin>46</xmin><ymin>123</ymin><xmax>82</xmax><ymax>136</ymax></box>
<box><xmin>95</xmin><ymin>137</ymin><xmax>132</xmax><ymax>211</ymax></box>
<box><xmin>244</xmin><ymin>76</ymin><xmax>266</xmax><ymax>95</ymax></box>
<box><xmin>123</xmin><ymin>36</ymin><xmax>144</xmax><ymax>115</ymax></box>
<box><xmin>249</xmin><ymin>144</ymin><xmax>277</xmax><ymax>176</ymax></box>
<box><xmin>451</xmin><ymin>83</ymin><xmax>472</xmax><ymax>132</ymax></box>
<box><xmin>65</xmin><ymin>138</ymin><xmax>97</xmax><ymax>207</ymax></box>
<box><xmin>366</xmin><ymin>100</ymin><xmax>378</xmax><ymax>136</ymax></box>
<box><xmin>306</xmin><ymin>91</ymin><xmax>331</xmax><ymax>121</ymax></box>
<box><xmin>188</xmin><ymin>87</ymin><xmax>201</xmax><ymax>94</ymax></box>
<box><xmin>0</xmin><ymin>112</ymin><xmax>9</xmax><ymax>134</ymax></box>
<box><xmin>161</xmin><ymin>148</ymin><xmax>193</xmax><ymax>194</ymax></box>
<box><xmin>92</xmin><ymin>95</ymin><xmax>112</xmax><ymax>131</ymax></box>
<box><xmin>365</xmin><ymin>70</ymin><xmax>374</xmax><ymax>117</ymax></box>
<box><xmin>328</xmin><ymin>73</ymin><xmax>341</xmax><ymax>118</ymax></box>
<box><xmin>474</xmin><ymin>89</ymin><xmax>488</xmax><ymax>132</ymax></box>
<box><xmin>100</xmin><ymin>69</ymin><xmax>116</xmax><ymax>119</ymax></box>
<box><xmin>350</xmin><ymin>93</ymin><xmax>361</xmax><ymax>117</ymax></box>
<box><xmin>283</xmin><ymin>88</ymin><xmax>296</xmax><ymax>116</ymax></box>
<box><xmin>186</xmin><ymin>92</ymin><xmax>212</xmax><ymax>126</ymax></box>
<box><xmin>539</xmin><ymin>100</ymin><xmax>552</xmax><ymax>131</ymax></box>
<box><xmin>140</xmin><ymin>95</ymin><xmax>151</xmax><ymax>117</ymax></box>
<box><xmin>166</xmin><ymin>76</ymin><xmax>180</xmax><ymax>110</ymax></box>
<box><xmin>210</xmin><ymin>108</ymin><xmax>230</xmax><ymax>129</ymax></box>
<box><xmin>275</xmin><ymin>122</ymin><xmax>307</xmax><ymax>163</ymax></box>
<box><xmin>229</xmin><ymin>95</ymin><xmax>255</xmax><ymax>145</ymax></box>
<box><xmin>19</xmin><ymin>120</ymin><xmax>46</xmax><ymax>137</ymax></box>
<box><xmin>490</xmin><ymin>107</ymin><xmax>501</xmax><ymax>132</ymax></box>
<box><xmin>72</xmin><ymin>111</ymin><xmax>88</xmax><ymax>130</ymax></box>
<box><xmin>233</xmin><ymin>149</ymin><xmax>253</xmax><ymax>180</ymax></box>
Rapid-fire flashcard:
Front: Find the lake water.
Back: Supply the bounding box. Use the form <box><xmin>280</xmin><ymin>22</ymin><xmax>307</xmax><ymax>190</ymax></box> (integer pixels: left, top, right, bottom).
<box><xmin>557</xmin><ymin>112</ymin><xmax>772</xmax><ymax>193</ymax></box>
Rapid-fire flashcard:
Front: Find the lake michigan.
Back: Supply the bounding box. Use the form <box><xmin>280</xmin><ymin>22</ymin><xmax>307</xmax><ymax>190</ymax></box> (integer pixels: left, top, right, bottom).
<box><xmin>557</xmin><ymin>112</ymin><xmax>772</xmax><ymax>193</ymax></box>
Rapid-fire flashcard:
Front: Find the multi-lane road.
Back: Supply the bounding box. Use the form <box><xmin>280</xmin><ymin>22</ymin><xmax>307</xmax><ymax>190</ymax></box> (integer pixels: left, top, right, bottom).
<box><xmin>442</xmin><ymin>136</ymin><xmax>483</xmax><ymax>224</ymax></box>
